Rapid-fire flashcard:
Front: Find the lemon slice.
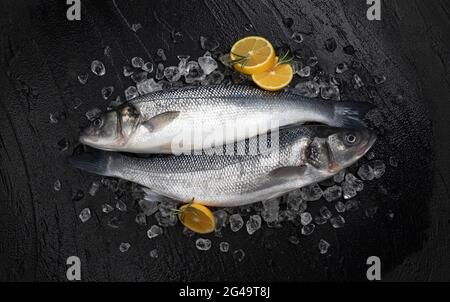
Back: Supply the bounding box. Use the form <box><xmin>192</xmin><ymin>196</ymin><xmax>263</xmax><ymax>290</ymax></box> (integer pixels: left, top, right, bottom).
<box><xmin>251</xmin><ymin>59</ymin><xmax>293</xmax><ymax>91</ymax></box>
<box><xmin>178</xmin><ymin>202</ymin><xmax>216</xmax><ymax>234</ymax></box>
<box><xmin>230</xmin><ymin>36</ymin><xmax>276</xmax><ymax>75</ymax></box>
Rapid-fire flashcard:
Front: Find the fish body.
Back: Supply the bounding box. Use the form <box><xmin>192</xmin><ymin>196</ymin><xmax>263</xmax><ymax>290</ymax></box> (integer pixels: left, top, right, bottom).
<box><xmin>80</xmin><ymin>85</ymin><xmax>374</xmax><ymax>154</ymax></box>
<box><xmin>70</xmin><ymin>126</ymin><xmax>376</xmax><ymax>207</ymax></box>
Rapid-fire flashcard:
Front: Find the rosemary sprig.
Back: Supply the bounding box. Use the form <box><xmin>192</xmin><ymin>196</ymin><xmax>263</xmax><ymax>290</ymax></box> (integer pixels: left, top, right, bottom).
<box><xmin>230</xmin><ymin>52</ymin><xmax>249</xmax><ymax>68</ymax></box>
<box><xmin>276</xmin><ymin>50</ymin><xmax>294</xmax><ymax>66</ymax></box>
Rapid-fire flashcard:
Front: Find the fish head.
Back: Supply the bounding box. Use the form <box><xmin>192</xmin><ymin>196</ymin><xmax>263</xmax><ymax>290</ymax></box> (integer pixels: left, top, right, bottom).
<box><xmin>80</xmin><ymin>104</ymin><xmax>140</xmax><ymax>150</ymax></box>
<box><xmin>306</xmin><ymin>127</ymin><xmax>376</xmax><ymax>173</ymax></box>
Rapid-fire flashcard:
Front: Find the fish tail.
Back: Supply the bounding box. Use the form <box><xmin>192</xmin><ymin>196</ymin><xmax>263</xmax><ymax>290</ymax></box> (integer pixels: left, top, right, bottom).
<box><xmin>332</xmin><ymin>101</ymin><xmax>375</xmax><ymax>128</ymax></box>
<box><xmin>67</xmin><ymin>151</ymin><xmax>116</xmax><ymax>176</ymax></box>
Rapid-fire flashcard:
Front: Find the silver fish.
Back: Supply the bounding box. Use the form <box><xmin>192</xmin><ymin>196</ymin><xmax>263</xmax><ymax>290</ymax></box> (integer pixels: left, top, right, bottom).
<box><xmin>70</xmin><ymin>126</ymin><xmax>376</xmax><ymax>207</ymax></box>
<box><xmin>80</xmin><ymin>85</ymin><xmax>374</xmax><ymax>154</ymax></box>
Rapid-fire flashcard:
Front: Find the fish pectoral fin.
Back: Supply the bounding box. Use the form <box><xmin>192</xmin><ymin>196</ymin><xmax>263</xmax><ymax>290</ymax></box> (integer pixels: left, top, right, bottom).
<box><xmin>141</xmin><ymin>187</ymin><xmax>165</xmax><ymax>202</ymax></box>
<box><xmin>268</xmin><ymin>165</ymin><xmax>307</xmax><ymax>180</ymax></box>
<box><xmin>143</xmin><ymin>111</ymin><xmax>180</xmax><ymax>132</ymax></box>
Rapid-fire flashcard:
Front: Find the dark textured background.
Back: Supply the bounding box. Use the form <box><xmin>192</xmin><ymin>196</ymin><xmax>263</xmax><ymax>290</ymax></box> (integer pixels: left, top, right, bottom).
<box><xmin>0</xmin><ymin>0</ymin><xmax>449</xmax><ymax>281</ymax></box>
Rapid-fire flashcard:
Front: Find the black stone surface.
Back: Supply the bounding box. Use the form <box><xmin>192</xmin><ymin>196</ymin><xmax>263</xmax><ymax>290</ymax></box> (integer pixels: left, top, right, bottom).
<box><xmin>0</xmin><ymin>0</ymin><xmax>449</xmax><ymax>281</ymax></box>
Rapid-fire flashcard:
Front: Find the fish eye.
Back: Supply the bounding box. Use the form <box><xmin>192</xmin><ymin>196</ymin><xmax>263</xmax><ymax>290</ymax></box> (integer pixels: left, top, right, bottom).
<box><xmin>93</xmin><ymin>118</ymin><xmax>103</xmax><ymax>128</ymax></box>
<box><xmin>344</xmin><ymin>133</ymin><xmax>357</xmax><ymax>145</ymax></box>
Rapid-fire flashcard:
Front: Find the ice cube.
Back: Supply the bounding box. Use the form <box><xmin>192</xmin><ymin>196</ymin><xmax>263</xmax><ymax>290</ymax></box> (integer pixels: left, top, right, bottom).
<box><xmin>374</xmin><ymin>75</ymin><xmax>386</xmax><ymax>85</ymax></box>
<box><xmin>138</xmin><ymin>199</ymin><xmax>158</xmax><ymax>216</ymax></box>
<box><xmin>164</xmin><ymin>66</ymin><xmax>182</xmax><ymax>82</ymax></box>
<box><xmin>291</xmin><ymin>32</ymin><xmax>303</xmax><ymax>43</ymax></box>
<box><xmin>323</xmin><ymin>185</ymin><xmax>342</xmax><ymax>202</ymax></box>
<box><xmin>301</xmin><ymin>223</ymin><xmax>315</xmax><ymax>235</ymax></box>
<box><xmin>125</xmin><ymin>86</ymin><xmax>139</xmax><ymax>100</ymax></box>
<box><xmin>300</xmin><ymin>183</ymin><xmax>323</xmax><ymax>201</ymax></box>
<box><xmin>307</xmin><ymin>56</ymin><xmax>318</xmax><ymax>67</ymax></box>
<box><xmin>261</xmin><ymin>198</ymin><xmax>280</xmax><ymax>222</ymax></box>
<box><xmin>229</xmin><ymin>214</ymin><xmax>244</xmax><ymax>232</ymax></box>
<box><xmin>297</xmin><ymin>66</ymin><xmax>311</xmax><ymax>77</ymax></box>
<box><xmin>101</xmin><ymin>203</ymin><xmax>114</xmax><ymax>213</ymax></box>
<box><xmin>131</xmin><ymin>23</ymin><xmax>142</xmax><ymax>32</ymax></box>
<box><xmin>200</xmin><ymin>36</ymin><xmax>219</xmax><ymax>51</ymax></box>
<box><xmin>372</xmin><ymin>160</ymin><xmax>386</xmax><ymax>178</ymax></box>
<box><xmin>330</xmin><ymin>215</ymin><xmax>345</xmax><ymax>228</ymax></box>
<box><xmin>389</xmin><ymin>156</ymin><xmax>398</xmax><ymax>167</ymax></box>
<box><xmin>343</xmin><ymin>45</ymin><xmax>355</xmax><ymax>55</ymax></box>
<box><xmin>314</xmin><ymin>216</ymin><xmax>328</xmax><ymax>225</ymax></box>
<box><xmin>246</xmin><ymin>214</ymin><xmax>262</xmax><ymax>235</ymax></box>
<box><xmin>320</xmin><ymin>84</ymin><xmax>340</xmax><ymax>100</ymax></box>
<box><xmin>288</xmin><ymin>236</ymin><xmax>300</xmax><ymax>245</ymax></box>
<box><xmin>342</xmin><ymin>180</ymin><xmax>357</xmax><ymax>199</ymax></box>
<box><xmin>325</xmin><ymin>38</ymin><xmax>337</xmax><ymax>52</ymax></box>
<box><xmin>131</xmin><ymin>56</ymin><xmax>144</xmax><ymax>68</ymax></box>
<box><xmin>357</xmin><ymin>163</ymin><xmax>375</xmax><ymax>180</ymax></box>
<box><xmin>365</xmin><ymin>206</ymin><xmax>378</xmax><ymax>218</ymax></box>
<box><xmin>156</xmin><ymin>48</ymin><xmax>167</xmax><ymax>61</ymax></box>
<box><xmin>176</xmin><ymin>55</ymin><xmax>190</xmax><ymax>74</ymax></box>
<box><xmin>334</xmin><ymin>201</ymin><xmax>346</xmax><ymax>213</ymax></box>
<box><xmin>319</xmin><ymin>206</ymin><xmax>332</xmax><ymax>219</ymax></box>
<box><xmin>119</xmin><ymin>242</ymin><xmax>130</xmax><ymax>252</ymax></box>
<box><xmin>219</xmin><ymin>241</ymin><xmax>230</xmax><ymax>253</ymax></box>
<box><xmin>155</xmin><ymin>212</ymin><xmax>178</xmax><ymax>227</ymax></box>
<box><xmin>149</xmin><ymin>249</ymin><xmax>158</xmax><ymax>258</ymax></box>
<box><xmin>85</xmin><ymin>107</ymin><xmax>102</xmax><ymax>121</ymax></box>
<box><xmin>283</xmin><ymin>17</ymin><xmax>294</xmax><ymax>28</ymax></box>
<box><xmin>318</xmin><ymin>239</ymin><xmax>330</xmax><ymax>254</ymax></box>
<box><xmin>287</xmin><ymin>195</ymin><xmax>303</xmax><ymax>213</ymax></box>
<box><xmin>135</xmin><ymin>213</ymin><xmax>147</xmax><ymax>226</ymax></box>
<box><xmin>77</xmin><ymin>73</ymin><xmax>89</xmax><ymax>85</ymax></box>
<box><xmin>147</xmin><ymin>225</ymin><xmax>163</xmax><ymax>239</ymax></box>
<box><xmin>91</xmin><ymin>60</ymin><xmax>106</xmax><ymax>76</ymax></box>
<box><xmin>198</xmin><ymin>56</ymin><xmax>218</xmax><ymax>75</ymax></box>
<box><xmin>345</xmin><ymin>199</ymin><xmax>360</xmax><ymax>211</ymax></box>
<box><xmin>182</xmin><ymin>227</ymin><xmax>195</xmax><ymax>237</ymax></box>
<box><xmin>155</xmin><ymin>63</ymin><xmax>165</xmax><ymax>80</ymax></box>
<box><xmin>195</xmin><ymin>238</ymin><xmax>212</xmax><ymax>251</ymax></box>
<box><xmin>205</xmin><ymin>70</ymin><xmax>224</xmax><ymax>84</ymax></box>
<box><xmin>345</xmin><ymin>173</ymin><xmax>364</xmax><ymax>191</ymax></box>
<box><xmin>293</xmin><ymin>81</ymin><xmax>320</xmax><ymax>98</ymax></box>
<box><xmin>101</xmin><ymin>86</ymin><xmax>114</xmax><ymax>100</ymax></box>
<box><xmin>123</xmin><ymin>66</ymin><xmax>134</xmax><ymax>77</ymax></box>
<box><xmin>53</xmin><ymin>179</ymin><xmax>61</xmax><ymax>191</ymax></box>
<box><xmin>88</xmin><ymin>181</ymin><xmax>100</xmax><ymax>196</ymax></box>
<box><xmin>353</xmin><ymin>74</ymin><xmax>364</xmax><ymax>89</ymax></box>
<box><xmin>233</xmin><ymin>249</ymin><xmax>245</xmax><ymax>262</ymax></box>
<box><xmin>106</xmin><ymin>215</ymin><xmax>121</xmax><ymax>228</ymax></box>
<box><xmin>214</xmin><ymin>210</ymin><xmax>228</xmax><ymax>231</ymax></box>
<box><xmin>115</xmin><ymin>200</ymin><xmax>127</xmax><ymax>212</ymax></box>
<box><xmin>335</xmin><ymin>63</ymin><xmax>349</xmax><ymax>74</ymax></box>
<box><xmin>185</xmin><ymin>61</ymin><xmax>205</xmax><ymax>83</ymax></box>
<box><xmin>137</xmin><ymin>79</ymin><xmax>163</xmax><ymax>95</ymax></box>
<box><xmin>79</xmin><ymin>208</ymin><xmax>91</xmax><ymax>222</ymax></box>
<box><xmin>142</xmin><ymin>62</ymin><xmax>154</xmax><ymax>73</ymax></box>
<box><xmin>244</xmin><ymin>23</ymin><xmax>254</xmax><ymax>31</ymax></box>
<box><xmin>333</xmin><ymin>169</ymin><xmax>346</xmax><ymax>183</ymax></box>
<box><xmin>300</xmin><ymin>212</ymin><xmax>313</xmax><ymax>225</ymax></box>
<box><xmin>131</xmin><ymin>71</ymin><xmax>148</xmax><ymax>83</ymax></box>
<box><xmin>219</xmin><ymin>53</ymin><xmax>232</xmax><ymax>68</ymax></box>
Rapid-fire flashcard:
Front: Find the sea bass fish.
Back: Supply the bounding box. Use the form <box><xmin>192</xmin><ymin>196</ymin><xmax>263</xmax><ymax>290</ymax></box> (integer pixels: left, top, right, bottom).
<box><xmin>80</xmin><ymin>85</ymin><xmax>374</xmax><ymax>154</ymax></box>
<box><xmin>70</xmin><ymin>126</ymin><xmax>376</xmax><ymax>207</ymax></box>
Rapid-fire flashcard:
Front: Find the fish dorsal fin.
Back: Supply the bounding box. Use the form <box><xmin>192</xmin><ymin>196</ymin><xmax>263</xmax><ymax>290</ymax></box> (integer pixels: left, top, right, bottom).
<box><xmin>268</xmin><ymin>165</ymin><xmax>308</xmax><ymax>180</ymax></box>
<box><xmin>143</xmin><ymin>111</ymin><xmax>180</xmax><ymax>132</ymax></box>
